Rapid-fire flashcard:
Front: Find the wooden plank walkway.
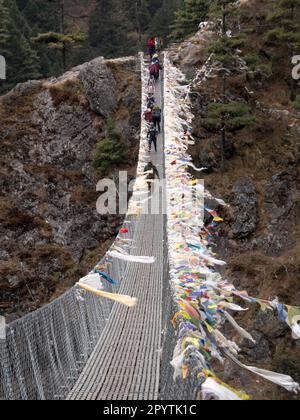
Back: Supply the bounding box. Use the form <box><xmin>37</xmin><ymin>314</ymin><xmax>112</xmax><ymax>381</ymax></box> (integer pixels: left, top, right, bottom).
<box><xmin>67</xmin><ymin>74</ymin><xmax>165</xmax><ymax>400</ymax></box>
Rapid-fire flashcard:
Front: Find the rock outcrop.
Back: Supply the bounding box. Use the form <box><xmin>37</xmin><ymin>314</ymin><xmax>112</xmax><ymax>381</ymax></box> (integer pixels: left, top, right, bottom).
<box><xmin>232</xmin><ymin>177</ymin><xmax>258</xmax><ymax>239</ymax></box>
<box><xmin>79</xmin><ymin>57</ymin><xmax>117</xmax><ymax>117</ymax></box>
<box><xmin>0</xmin><ymin>56</ymin><xmax>141</xmax><ymax>320</ymax></box>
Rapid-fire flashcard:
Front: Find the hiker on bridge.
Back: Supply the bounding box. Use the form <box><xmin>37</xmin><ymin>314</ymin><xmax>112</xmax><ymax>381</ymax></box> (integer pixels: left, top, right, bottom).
<box><xmin>149</xmin><ymin>62</ymin><xmax>162</xmax><ymax>81</ymax></box>
<box><xmin>152</xmin><ymin>53</ymin><xmax>160</xmax><ymax>65</ymax></box>
<box><xmin>155</xmin><ymin>37</ymin><xmax>162</xmax><ymax>52</ymax></box>
<box><xmin>147</xmin><ymin>94</ymin><xmax>156</xmax><ymax>110</ymax></box>
<box><xmin>144</xmin><ymin>161</ymin><xmax>160</xmax><ymax>192</ymax></box>
<box><xmin>148</xmin><ymin>37</ymin><xmax>156</xmax><ymax>59</ymax></box>
<box><xmin>148</xmin><ymin>77</ymin><xmax>155</xmax><ymax>95</ymax></box>
<box><xmin>147</xmin><ymin>123</ymin><xmax>159</xmax><ymax>153</ymax></box>
<box><xmin>152</xmin><ymin>105</ymin><xmax>161</xmax><ymax>132</ymax></box>
<box><xmin>144</xmin><ymin>108</ymin><xmax>153</xmax><ymax>124</ymax></box>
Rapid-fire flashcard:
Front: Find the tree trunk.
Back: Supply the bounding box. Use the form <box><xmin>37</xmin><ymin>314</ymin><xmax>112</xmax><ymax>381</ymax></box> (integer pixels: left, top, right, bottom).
<box><xmin>62</xmin><ymin>44</ymin><xmax>66</xmax><ymax>72</ymax></box>
<box><xmin>222</xmin><ymin>6</ymin><xmax>226</xmax><ymax>35</ymax></box>
<box><xmin>221</xmin><ymin>118</ymin><xmax>226</xmax><ymax>172</ymax></box>
<box><xmin>59</xmin><ymin>0</ymin><xmax>66</xmax><ymax>71</ymax></box>
<box><xmin>59</xmin><ymin>0</ymin><xmax>65</xmax><ymax>34</ymax></box>
<box><xmin>221</xmin><ymin>74</ymin><xmax>227</xmax><ymax>172</ymax></box>
<box><xmin>222</xmin><ymin>73</ymin><xmax>226</xmax><ymax>98</ymax></box>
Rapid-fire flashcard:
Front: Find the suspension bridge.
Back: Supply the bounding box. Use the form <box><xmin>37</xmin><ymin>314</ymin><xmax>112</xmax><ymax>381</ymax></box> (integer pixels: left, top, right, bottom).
<box><xmin>0</xmin><ymin>55</ymin><xmax>174</xmax><ymax>401</ymax></box>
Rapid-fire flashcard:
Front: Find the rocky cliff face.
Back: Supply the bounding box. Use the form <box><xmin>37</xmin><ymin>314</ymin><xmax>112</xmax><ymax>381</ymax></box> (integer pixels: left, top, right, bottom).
<box><xmin>0</xmin><ymin>56</ymin><xmax>141</xmax><ymax>320</ymax></box>
<box><xmin>169</xmin><ymin>1</ymin><xmax>300</xmax><ymax>400</ymax></box>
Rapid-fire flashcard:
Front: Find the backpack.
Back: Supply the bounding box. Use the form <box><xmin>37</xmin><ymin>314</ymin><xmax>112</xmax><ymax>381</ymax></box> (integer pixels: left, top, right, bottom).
<box><xmin>147</xmin><ymin>97</ymin><xmax>155</xmax><ymax>108</ymax></box>
<box><xmin>149</xmin><ymin>64</ymin><xmax>157</xmax><ymax>75</ymax></box>
<box><xmin>153</xmin><ymin>108</ymin><xmax>161</xmax><ymax>118</ymax></box>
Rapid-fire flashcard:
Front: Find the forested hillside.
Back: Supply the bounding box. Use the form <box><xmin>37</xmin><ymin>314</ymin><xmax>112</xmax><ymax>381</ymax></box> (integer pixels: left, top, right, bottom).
<box><xmin>0</xmin><ymin>0</ymin><xmax>211</xmax><ymax>92</ymax></box>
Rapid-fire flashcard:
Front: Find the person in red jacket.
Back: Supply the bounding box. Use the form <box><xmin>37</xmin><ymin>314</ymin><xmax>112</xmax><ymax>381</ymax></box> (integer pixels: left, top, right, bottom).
<box><xmin>144</xmin><ymin>108</ymin><xmax>153</xmax><ymax>124</ymax></box>
<box><xmin>149</xmin><ymin>62</ymin><xmax>162</xmax><ymax>81</ymax></box>
<box><xmin>148</xmin><ymin>37</ymin><xmax>156</xmax><ymax>59</ymax></box>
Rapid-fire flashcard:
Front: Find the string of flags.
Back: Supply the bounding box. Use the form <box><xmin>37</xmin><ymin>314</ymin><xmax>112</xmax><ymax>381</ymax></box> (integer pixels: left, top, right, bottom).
<box><xmin>77</xmin><ymin>273</ymin><xmax>137</xmax><ymax>308</ymax></box>
<box><xmin>163</xmin><ymin>53</ymin><xmax>300</xmax><ymax>399</ymax></box>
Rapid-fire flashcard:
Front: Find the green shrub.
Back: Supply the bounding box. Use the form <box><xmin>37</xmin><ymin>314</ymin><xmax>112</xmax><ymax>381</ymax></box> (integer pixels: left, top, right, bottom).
<box><xmin>265</xmin><ymin>27</ymin><xmax>285</xmax><ymax>44</ymax></box>
<box><xmin>258</xmin><ymin>63</ymin><xmax>273</xmax><ymax>76</ymax></box>
<box><xmin>178</xmin><ymin>79</ymin><xmax>193</xmax><ymax>86</ymax></box>
<box><xmin>245</xmin><ymin>54</ymin><xmax>261</xmax><ymax>69</ymax></box>
<box><xmin>92</xmin><ymin>118</ymin><xmax>124</xmax><ymax>176</ymax></box>
<box><xmin>204</xmin><ymin>102</ymin><xmax>256</xmax><ymax>131</ymax></box>
<box><xmin>207</xmin><ymin>34</ymin><xmax>246</xmax><ymax>66</ymax></box>
<box><xmin>292</xmin><ymin>96</ymin><xmax>300</xmax><ymax>111</ymax></box>
<box><xmin>51</xmin><ymin>272</ymin><xmax>61</xmax><ymax>284</ymax></box>
<box><xmin>245</xmin><ymin>54</ymin><xmax>272</xmax><ymax>76</ymax></box>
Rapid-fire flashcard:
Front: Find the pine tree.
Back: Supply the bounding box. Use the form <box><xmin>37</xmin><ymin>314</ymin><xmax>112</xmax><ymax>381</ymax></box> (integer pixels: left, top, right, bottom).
<box><xmin>170</xmin><ymin>0</ymin><xmax>209</xmax><ymax>41</ymax></box>
<box><xmin>136</xmin><ymin>0</ymin><xmax>152</xmax><ymax>30</ymax></box>
<box><xmin>23</xmin><ymin>0</ymin><xmax>59</xmax><ymax>33</ymax></box>
<box><xmin>16</xmin><ymin>0</ymin><xmax>28</xmax><ymax>10</ymax></box>
<box><xmin>1</xmin><ymin>0</ymin><xmax>41</xmax><ymax>92</ymax></box>
<box><xmin>151</xmin><ymin>0</ymin><xmax>182</xmax><ymax>41</ymax></box>
<box><xmin>31</xmin><ymin>0</ymin><xmax>85</xmax><ymax>72</ymax></box>
<box><xmin>32</xmin><ymin>31</ymin><xmax>85</xmax><ymax>72</ymax></box>
<box><xmin>15</xmin><ymin>34</ymin><xmax>42</xmax><ymax>81</ymax></box>
<box><xmin>206</xmin><ymin>0</ymin><xmax>254</xmax><ymax>170</ymax></box>
<box><xmin>210</xmin><ymin>0</ymin><xmax>238</xmax><ymax>35</ymax></box>
<box><xmin>147</xmin><ymin>0</ymin><xmax>163</xmax><ymax>16</ymax></box>
<box><xmin>21</xmin><ymin>0</ymin><xmax>61</xmax><ymax>76</ymax></box>
<box><xmin>266</xmin><ymin>0</ymin><xmax>300</xmax><ymax>100</ymax></box>
<box><xmin>0</xmin><ymin>0</ymin><xmax>10</xmax><ymax>56</ymax></box>
<box><xmin>134</xmin><ymin>0</ymin><xmax>152</xmax><ymax>48</ymax></box>
<box><xmin>92</xmin><ymin>118</ymin><xmax>124</xmax><ymax>176</ymax></box>
<box><xmin>89</xmin><ymin>0</ymin><xmax>135</xmax><ymax>58</ymax></box>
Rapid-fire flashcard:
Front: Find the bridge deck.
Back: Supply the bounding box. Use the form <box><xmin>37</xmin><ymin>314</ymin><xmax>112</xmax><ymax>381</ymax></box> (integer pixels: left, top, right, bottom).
<box><xmin>68</xmin><ymin>75</ymin><xmax>165</xmax><ymax>400</ymax></box>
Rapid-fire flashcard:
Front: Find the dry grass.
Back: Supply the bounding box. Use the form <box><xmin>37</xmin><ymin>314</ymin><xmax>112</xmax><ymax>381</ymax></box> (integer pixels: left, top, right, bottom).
<box><xmin>49</xmin><ymin>78</ymin><xmax>87</xmax><ymax>108</ymax></box>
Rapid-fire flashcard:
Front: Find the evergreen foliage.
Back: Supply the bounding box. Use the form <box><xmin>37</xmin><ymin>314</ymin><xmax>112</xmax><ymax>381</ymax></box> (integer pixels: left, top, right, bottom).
<box><xmin>170</xmin><ymin>0</ymin><xmax>209</xmax><ymax>41</ymax></box>
<box><xmin>207</xmin><ymin>33</ymin><xmax>246</xmax><ymax>66</ymax></box>
<box><xmin>0</xmin><ymin>0</ymin><xmax>186</xmax><ymax>91</ymax></box>
<box><xmin>92</xmin><ymin>118</ymin><xmax>124</xmax><ymax>176</ymax></box>
<box><xmin>0</xmin><ymin>0</ymin><xmax>41</xmax><ymax>92</ymax></box>
<box><xmin>204</xmin><ymin>0</ymin><xmax>256</xmax><ymax>170</ymax></box>
<box><xmin>151</xmin><ymin>0</ymin><xmax>182</xmax><ymax>40</ymax></box>
<box><xmin>89</xmin><ymin>0</ymin><xmax>136</xmax><ymax>58</ymax></box>
<box><xmin>0</xmin><ymin>0</ymin><xmax>10</xmax><ymax>54</ymax></box>
<box><xmin>266</xmin><ymin>0</ymin><xmax>300</xmax><ymax>48</ymax></box>
<box><xmin>265</xmin><ymin>0</ymin><xmax>300</xmax><ymax>99</ymax></box>
<box><xmin>244</xmin><ymin>54</ymin><xmax>272</xmax><ymax>76</ymax></box>
<box><xmin>204</xmin><ymin>102</ymin><xmax>256</xmax><ymax>131</ymax></box>
<box><xmin>32</xmin><ymin>30</ymin><xmax>85</xmax><ymax>71</ymax></box>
